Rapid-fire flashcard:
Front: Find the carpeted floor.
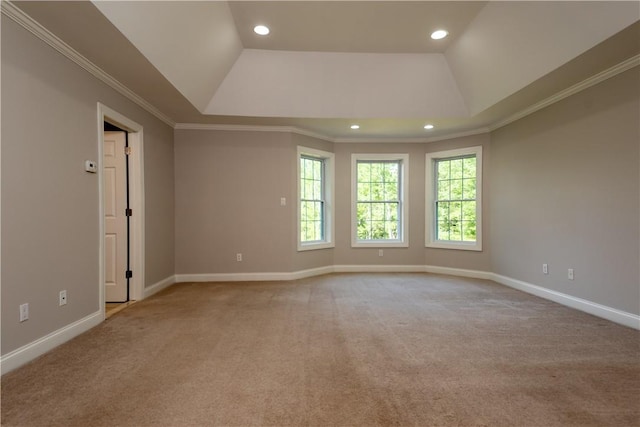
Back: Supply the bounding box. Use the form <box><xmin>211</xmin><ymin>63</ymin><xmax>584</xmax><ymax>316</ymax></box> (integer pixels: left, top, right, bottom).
<box><xmin>1</xmin><ymin>273</ymin><xmax>639</xmax><ymax>426</ymax></box>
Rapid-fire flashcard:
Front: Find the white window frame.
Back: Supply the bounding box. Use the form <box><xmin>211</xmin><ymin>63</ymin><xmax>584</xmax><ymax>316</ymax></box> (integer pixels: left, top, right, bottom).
<box><xmin>351</xmin><ymin>153</ymin><xmax>409</xmax><ymax>248</ymax></box>
<box><xmin>425</xmin><ymin>146</ymin><xmax>482</xmax><ymax>251</ymax></box>
<box><xmin>297</xmin><ymin>146</ymin><xmax>335</xmax><ymax>251</ymax></box>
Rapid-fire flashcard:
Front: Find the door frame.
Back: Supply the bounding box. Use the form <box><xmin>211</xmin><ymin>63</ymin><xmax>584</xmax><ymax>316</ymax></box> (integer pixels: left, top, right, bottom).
<box><xmin>97</xmin><ymin>103</ymin><xmax>145</xmax><ymax>315</ymax></box>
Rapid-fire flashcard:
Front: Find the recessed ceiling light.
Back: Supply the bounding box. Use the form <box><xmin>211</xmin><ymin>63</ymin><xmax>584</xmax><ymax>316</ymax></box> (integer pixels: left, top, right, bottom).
<box><xmin>350</xmin><ymin>124</ymin><xmax>360</xmax><ymax>130</ymax></box>
<box><xmin>430</xmin><ymin>30</ymin><xmax>448</xmax><ymax>40</ymax></box>
<box><xmin>254</xmin><ymin>25</ymin><xmax>270</xmax><ymax>36</ymax></box>
<box><xmin>424</xmin><ymin>124</ymin><xmax>435</xmax><ymax>130</ymax></box>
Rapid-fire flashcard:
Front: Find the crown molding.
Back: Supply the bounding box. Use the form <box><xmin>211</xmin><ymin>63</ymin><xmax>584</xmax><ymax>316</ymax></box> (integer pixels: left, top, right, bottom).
<box><xmin>174</xmin><ymin>123</ymin><xmax>332</xmax><ymax>141</ymax></box>
<box><xmin>490</xmin><ymin>54</ymin><xmax>640</xmax><ymax>131</ymax></box>
<box><xmin>1</xmin><ymin>1</ymin><xmax>176</xmax><ymax>128</ymax></box>
<box><xmin>4</xmin><ymin>0</ymin><xmax>636</xmax><ymax>140</ymax></box>
<box><xmin>333</xmin><ymin>127</ymin><xmax>491</xmax><ymax>144</ymax></box>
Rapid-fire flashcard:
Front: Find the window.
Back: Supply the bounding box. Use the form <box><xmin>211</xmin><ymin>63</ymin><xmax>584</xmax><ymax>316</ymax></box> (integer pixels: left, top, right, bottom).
<box><xmin>298</xmin><ymin>147</ymin><xmax>334</xmax><ymax>251</ymax></box>
<box><xmin>352</xmin><ymin>153</ymin><xmax>409</xmax><ymax>247</ymax></box>
<box><xmin>425</xmin><ymin>146</ymin><xmax>482</xmax><ymax>251</ymax></box>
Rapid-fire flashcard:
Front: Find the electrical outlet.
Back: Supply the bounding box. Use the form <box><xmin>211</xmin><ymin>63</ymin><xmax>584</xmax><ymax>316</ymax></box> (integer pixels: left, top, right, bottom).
<box><xmin>280</xmin><ymin>197</ymin><xmax>286</xmax><ymax>206</ymax></box>
<box><xmin>542</xmin><ymin>264</ymin><xmax>548</xmax><ymax>274</ymax></box>
<box><xmin>568</xmin><ymin>268</ymin><xmax>574</xmax><ymax>280</ymax></box>
<box><xmin>236</xmin><ymin>253</ymin><xmax>243</xmax><ymax>262</ymax></box>
<box><xmin>19</xmin><ymin>303</ymin><xmax>29</xmax><ymax>322</ymax></box>
<box><xmin>59</xmin><ymin>290</ymin><xmax>67</xmax><ymax>306</ymax></box>
<box><xmin>378</xmin><ymin>249</ymin><xmax>384</xmax><ymax>257</ymax></box>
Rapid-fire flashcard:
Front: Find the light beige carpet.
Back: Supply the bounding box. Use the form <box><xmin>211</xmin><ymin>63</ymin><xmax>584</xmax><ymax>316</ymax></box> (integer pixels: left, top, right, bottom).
<box><xmin>1</xmin><ymin>273</ymin><xmax>639</xmax><ymax>426</ymax></box>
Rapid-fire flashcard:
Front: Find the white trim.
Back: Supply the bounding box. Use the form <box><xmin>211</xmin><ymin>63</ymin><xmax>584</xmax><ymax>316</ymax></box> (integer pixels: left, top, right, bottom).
<box><xmin>3</xmin><ymin>0</ymin><xmax>635</xmax><ymax>141</ymax></box>
<box><xmin>176</xmin><ymin>268</ymin><xmax>335</xmax><ymax>283</ymax></box>
<box><xmin>492</xmin><ymin>274</ymin><xmax>640</xmax><ymax>330</ymax></box>
<box><xmin>98</xmin><ymin>104</ymin><xmax>145</xmax><ymax>307</ymax></box>
<box><xmin>0</xmin><ymin>1</ymin><xmax>175</xmax><ymax>128</ymax></box>
<box><xmin>351</xmin><ymin>153</ymin><xmax>410</xmax><ymax>248</ymax></box>
<box><xmin>334</xmin><ymin>128</ymin><xmax>491</xmax><ymax>144</ymax></box>
<box><xmin>297</xmin><ymin>146</ymin><xmax>335</xmax><ymax>251</ymax></box>
<box><xmin>425</xmin><ymin>146</ymin><xmax>483</xmax><ymax>252</ymax></box>
<box><xmin>175</xmin><ymin>267</ymin><xmax>638</xmax><ymax>330</ymax></box>
<box><xmin>490</xmin><ymin>54</ymin><xmax>640</xmax><ymax>132</ymax></box>
<box><xmin>174</xmin><ymin>123</ymin><xmax>330</xmax><ymax>142</ymax></box>
<box><xmin>0</xmin><ymin>311</ymin><xmax>103</xmax><ymax>375</ymax></box>
<box><xmin>4</xmin><ymin>267</ymin><xmax>636</xmax><ymax>374</ymax></box>
<box><xmin>333</xmin><ymin>265</ymin><xmax>426</xmax><ymax>273</ymax></box>
<box><xmin>424</xmin><ymin>265</ymin><xmax>492</xmax><ymax>280</ymax></box>
<box><xmin>143</xmin><ymin>275</ymin><xmax>177</xmax><ymax>299</ymax></box>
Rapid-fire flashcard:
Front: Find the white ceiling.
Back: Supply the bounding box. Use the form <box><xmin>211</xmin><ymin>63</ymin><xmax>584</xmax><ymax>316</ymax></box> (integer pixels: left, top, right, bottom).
<box><xmin>11</xmin><ymin>1</ymin><xmax>640</xmax><ymax>140</ymax></box>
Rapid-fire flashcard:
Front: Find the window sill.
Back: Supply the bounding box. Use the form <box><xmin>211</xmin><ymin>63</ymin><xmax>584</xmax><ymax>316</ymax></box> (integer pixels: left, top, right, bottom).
<box><xmin>352</xmin><ymin>240</ymin><xmax>409</xmax><ymax>248</ymax></box>
<box><xmin>298</xmin><ymin>242</ymin><xmax>335</xmax><ymax>252</ymax></box>
<box><xmin>426</xmin><ymin>241</ymin><xmax>482</xmax><ymax>251</ymax></box>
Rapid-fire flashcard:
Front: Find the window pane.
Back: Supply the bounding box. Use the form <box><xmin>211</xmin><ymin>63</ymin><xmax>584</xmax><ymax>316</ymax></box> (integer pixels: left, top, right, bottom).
<box><xmin>355</xmin><ymin>159</ymin><xmax>404</xmax><ymax>243</ymax></box>
<box><xmin>301</xmin><ymin>153</ymin><xmax>325</xmax><ymax>242</ymax></box>
<box><xmin>384</xmin><ymin>182</ymin><xmax>398</xmax><ymax>200</ymax></box>
<box><xmin>462</xmin><ymin>201</ymin><xmax>476</xmax><ymax>221</ymax></box>
<box><xmin>437</xmin><ymin>202</ymin><xmax>450</xmax><ymax>223</ymax></box>
<box><xmin>371</xmin><ymin>203</ymin><xmax>384</xmax><ymax>221</ymax></box>
<box><xmin>385</xmin><ymin>163</ymin><xmax>399</xmax><ymax>181</ymax></box>
<box><xmin>437</xmin><ymin>221</ymin><xmax>450</xmax><ymax>240</ymax></box>
<box><xmin>370</xmin><ymin>163</ymin><xmax>382</xmax><ymax>181</ymax></box>
<box><xmin>437</xmin><ymin>180</ymin><xmax>450</xmax><ymax>201</ymax></box>
<box><xmin>450</xmin><ymin>179</ymin><xmax>463</xmax><ymax>199</ymax></box>
<box><xmin>429</xmin><ymin>150</ymin><xmax>480</xmax><ymax>247</ymax></box>
<box><xmin>462</xmin><ymin>220</ymin><xmax>476</xmax><ymax>242</ymax></box>
<box><xmin>358</xmin><ymin>183</ymin><xmax>370</xmax><ymax>200</ymax></box>
<box><xmin>463</xmin><ymin>178</ymin><xmax>476</xmax><ymax>200</ymax></box>
<box><xmin>386</xmin><ymin>203</ymin><xmax>398</xmax><ymax>222</ymax></box>
<box><xmin>463</xmin><ymin>157</ymin><xmax>476</xmax><ymax>178</ymax></box>
<box><xmin>357</xmin><ymin>162</ymin><xmax>371</xmax><ymax>182</ymax></box>
<box><xmin>313</xmin><ymin>181</ymin><xmax>322</xmax><ymax>200</ymax></box>
<box><xmin>371</xmin><ymin>221</ymin><xmax>386</xmax><ymax>239</ymax></box>
<box><xmin>450</xmin><ymin>159</ymin><xmax>463</xmax><ymax>179</ymax></box>
<box><xmin>371</xmin><ymin>181</ymin><xmax>384</xmax><ymax>201</ymax></box>
<box><xmin>437</xmin><ymin>160</ymin><xmax>450</xmax><ymax>180</ymax></box>
<box><xmin>450</xmin><ymin>201</ymin><xmax>462</xmax><ymax>222</ymax></box>
<box><xmin>313</xmin><ymin>160</ymin><xmax>322</xmax><ymax>180</ymax></box>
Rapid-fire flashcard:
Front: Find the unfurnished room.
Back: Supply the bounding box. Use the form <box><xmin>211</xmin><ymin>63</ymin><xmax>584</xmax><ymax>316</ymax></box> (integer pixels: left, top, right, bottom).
<box><xmin>1</xmin><ymin>1</ymin><xmax>639</xmax><ymax>426</ymax></box>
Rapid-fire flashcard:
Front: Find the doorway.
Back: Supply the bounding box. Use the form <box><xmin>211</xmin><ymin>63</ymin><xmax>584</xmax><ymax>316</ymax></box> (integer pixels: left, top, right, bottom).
<box><xmin>98</xmin><ymin>103</ymin><xmax>145</xmax><ymax>318</ymax></box>
<box><xmin>103</xmin><ymin>125</ymin><xmax>129</xmax><ymax>307</ymax></box>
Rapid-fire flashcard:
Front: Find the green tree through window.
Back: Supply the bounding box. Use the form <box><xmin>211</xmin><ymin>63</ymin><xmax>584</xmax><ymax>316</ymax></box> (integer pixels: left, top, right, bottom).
<box><xmin>300</xmin><ymin>156</ymin><xmax>324</xmax><ymax>242</ymax></box>
<box><xmin>356</xmin><ymin>160</ymin><xmax>401</xmax><ymax>240</ymax></box>
<box><xmin>435</xmin><ymin>155</ymin><xmax>477</xmax><ymax>242</ymax></box>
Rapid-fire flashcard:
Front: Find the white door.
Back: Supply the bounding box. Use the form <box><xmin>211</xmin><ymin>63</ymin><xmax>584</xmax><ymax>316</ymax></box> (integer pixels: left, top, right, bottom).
<box><xmin>104</xmin><ymin>131</ymin><xmax>128</xmax><ymax>302</ymax></box>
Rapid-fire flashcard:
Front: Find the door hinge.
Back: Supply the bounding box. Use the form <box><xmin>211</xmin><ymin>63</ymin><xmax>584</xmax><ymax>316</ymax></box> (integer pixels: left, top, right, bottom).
<box><xmin>126</xmin><ymin>270</ymin><xmax>133</xmax><ymax>279</ymax></box>
<box><xmin>124</xmin><ymin>146</ymin><xmax>132</xmax><ymax>156</ymax></box>
<box><xmin>125</xmin><ymin>208</ymin><xmax>133</xmax><ymax>216</ymax></box>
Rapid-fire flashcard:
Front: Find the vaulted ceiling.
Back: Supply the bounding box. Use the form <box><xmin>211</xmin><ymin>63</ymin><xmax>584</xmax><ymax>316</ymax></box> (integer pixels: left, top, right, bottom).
<box><xmin>11</xmin><ymin>1</ymin><xmax>640</xmax><ymax>141</ymax></box>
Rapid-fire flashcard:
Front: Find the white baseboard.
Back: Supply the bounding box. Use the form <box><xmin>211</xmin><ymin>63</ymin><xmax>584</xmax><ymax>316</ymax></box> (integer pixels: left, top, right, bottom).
<box><xmin>334</xmin><ymin>264</ymin><xmax>426</xmax><ymax>273</ymax></box>
<box><xmin>0</xmin><ymin>311</ymin><xmax>103</xmax><ymax>375</ymax></box>
<box><xmin>143</xmin><ymin>275</ymin><xmax>176</xmax><ymax>299</ymax></box>
<box><xmin>5</xmin><ymin>266</ymin><xmax>637</xmax><ymax>376</ymax></box>
<box><xmin>424</xmin><ymin>265</ymin><xmax>492</xmax><ymax>280</ymax></box>
<box><xmin>174</xmin><ymin>266</ymin><xmax>638</xmax><ymax>330</ymax></box>
<box><xmin>491</xmin><ymin>273</ymin><xmax>640</xmax><ymax>330</ymax></box>
<box><xmin>175</xmin><ymin>266</ymin><xmax>335</xmax><ymax>283</ymax></box>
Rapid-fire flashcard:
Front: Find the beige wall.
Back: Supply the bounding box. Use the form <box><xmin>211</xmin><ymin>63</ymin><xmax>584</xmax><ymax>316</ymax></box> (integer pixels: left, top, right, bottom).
<box><xmin>174</xmin><ymin>130</ymin><xmax>296</xmax><ymax>274</ymax></box>
<box><xmin>1</xmin><ymin>17</ymin><xmax>175</xmax><ymax>355</ymax></box>
<box><xmin>489</xmin><ymin>68</ymin><xmax>640</xmax><ymax>315</ymax></box>
<box><xmin>174</xmin><ymin>131</ymin><xmax>492</xmax><ymax>273</ymax></box>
